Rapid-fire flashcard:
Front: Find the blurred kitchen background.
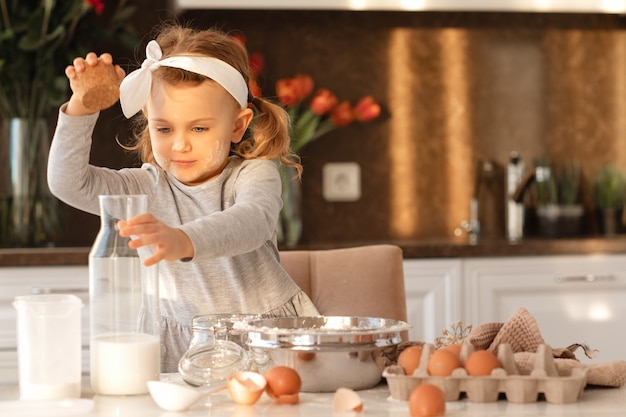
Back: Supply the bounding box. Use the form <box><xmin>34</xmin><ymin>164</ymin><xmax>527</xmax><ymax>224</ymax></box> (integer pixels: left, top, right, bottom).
<box><xmin>31</xmin><ymin>1</ymin><xmax>626</xmax><ymax>246</ymax></box>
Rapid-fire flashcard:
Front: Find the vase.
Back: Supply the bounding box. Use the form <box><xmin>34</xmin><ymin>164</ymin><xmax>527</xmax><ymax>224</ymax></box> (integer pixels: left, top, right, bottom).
<box><xmin>536</xmin><ymin>204</ymin><xmax>583</xmax><ymax>238</ymax></box>
<box><xmin>277</xmin><ymin>165</ymin><xmax>302</xmax><ymax>248</ymax></box>
<box><xmin>596</xmin><ymin>207</ymin><xmax>624</xmax><ymax>235</ymax></box>
<box><xmin>0</xmin><ymin>118</ymin><xmax>61</xmax><ymax>247</ymax></box>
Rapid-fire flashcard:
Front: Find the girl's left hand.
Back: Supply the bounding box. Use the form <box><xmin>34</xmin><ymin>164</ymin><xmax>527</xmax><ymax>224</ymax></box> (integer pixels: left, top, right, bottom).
<box><xmin>118</xmin><ymin>214</ymin><xmax>194</xmax><ymax>266</ymax></box>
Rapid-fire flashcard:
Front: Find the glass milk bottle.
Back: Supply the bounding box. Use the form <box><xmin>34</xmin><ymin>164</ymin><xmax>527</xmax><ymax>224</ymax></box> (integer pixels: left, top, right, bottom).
<box><xmin>89</xmin><ymin>195</ymin><xmax>160</xmax><ymax>395</ymax></box>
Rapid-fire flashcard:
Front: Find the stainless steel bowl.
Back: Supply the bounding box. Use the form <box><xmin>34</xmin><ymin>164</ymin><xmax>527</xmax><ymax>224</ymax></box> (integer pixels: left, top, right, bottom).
<box><xmin>244</xmin><ymin>316</ymin><xmax>411</xmax><ymax>392</ymax></box>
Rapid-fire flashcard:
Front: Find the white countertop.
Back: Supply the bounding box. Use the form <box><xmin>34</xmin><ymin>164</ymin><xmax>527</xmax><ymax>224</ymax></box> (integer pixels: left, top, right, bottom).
<box><xmin>1</xmin><ymin>378</ymin><xmax>626</xmax><ymax>416</ymax></box>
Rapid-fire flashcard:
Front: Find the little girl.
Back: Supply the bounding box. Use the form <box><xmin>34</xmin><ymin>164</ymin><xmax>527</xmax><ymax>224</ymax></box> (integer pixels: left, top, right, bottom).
<box><xmin>48</xmin><ymin>24</ymin><xmax>320</xmax><ymax>371</ymax></box>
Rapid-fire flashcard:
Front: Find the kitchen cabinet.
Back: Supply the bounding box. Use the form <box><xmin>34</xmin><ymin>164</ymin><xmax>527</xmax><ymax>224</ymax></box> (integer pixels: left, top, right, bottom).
<box><xmin>3</xmin><ymin>254</ymin><xmax>625</xmax><ymax>383</ymax></box>
<box><xmin>402</xmin><ymin>259</ymin><xmax>463</xmax><ymax>343</ymax></box>
<box><xmin>463</xmin><ymin>255</ymin><xmax>626</xmax><ymax>363</ymax></box>
<box><xmin>0</xmin><ymin>266</ymin><xmax>89</xmax><ymax>384</ymax></box>
<box><xmin>403</xmin><ymin>254</ymin><xmax>626</xmax><ymax>364</ymax></box>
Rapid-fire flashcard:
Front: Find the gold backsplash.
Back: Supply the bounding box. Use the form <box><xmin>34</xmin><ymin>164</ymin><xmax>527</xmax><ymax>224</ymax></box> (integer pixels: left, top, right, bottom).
<box><xmin>54</xmin><ymin>10</ymin><xmax>626</xmax><ymax>246</ymax></box>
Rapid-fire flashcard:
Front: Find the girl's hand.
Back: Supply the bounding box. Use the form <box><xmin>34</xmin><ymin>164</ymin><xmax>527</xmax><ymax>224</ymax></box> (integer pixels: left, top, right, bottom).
<box><xmin>118</xmin><ymin>213</ymin><xmax>195</xmax><ymax>267</ymax></box>
<box><xmin>65</xmin><ymin>52</ymin><xmax>126</xmax><ymax>116</ymax></box>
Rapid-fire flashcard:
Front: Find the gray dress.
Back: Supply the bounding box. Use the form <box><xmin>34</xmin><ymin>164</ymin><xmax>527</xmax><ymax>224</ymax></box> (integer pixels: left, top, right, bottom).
<box><xmin>48</xmin><ymin>105</ymin><xmax>320</xmax><ymax>371</ymax></box>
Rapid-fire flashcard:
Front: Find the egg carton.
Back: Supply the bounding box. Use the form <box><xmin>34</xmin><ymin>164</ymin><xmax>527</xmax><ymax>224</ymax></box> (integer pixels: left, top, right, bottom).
<box><xmin>383</xmin><ymin>343</ymin><xmax>588</xmax><ymax>404</ymax></box>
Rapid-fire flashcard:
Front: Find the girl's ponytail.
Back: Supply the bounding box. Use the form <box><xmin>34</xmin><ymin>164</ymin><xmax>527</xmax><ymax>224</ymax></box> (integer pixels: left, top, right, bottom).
<box><xmin>235</xmin><ymin>96</ymin><xmax>303</xmax><ymax>178</ymax></box>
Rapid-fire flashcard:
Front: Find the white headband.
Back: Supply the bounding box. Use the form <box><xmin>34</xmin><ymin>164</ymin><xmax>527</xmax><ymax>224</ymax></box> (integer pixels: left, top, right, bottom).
<box><xmin>119</xmin><ymin>40</ymin><xmax>249</xmax><ymax>118</ymax></box>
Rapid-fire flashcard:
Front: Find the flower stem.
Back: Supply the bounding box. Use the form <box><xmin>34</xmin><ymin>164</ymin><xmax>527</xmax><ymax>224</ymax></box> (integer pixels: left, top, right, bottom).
<box><xmin>0</xmin><ymin>0</ymin><xmax>11</xmax><ymax>31</ymax></box>
<box><xmin>40</xmin><ymin>0</ymin><xmax>53</xmax><ymax>44</ymax></box>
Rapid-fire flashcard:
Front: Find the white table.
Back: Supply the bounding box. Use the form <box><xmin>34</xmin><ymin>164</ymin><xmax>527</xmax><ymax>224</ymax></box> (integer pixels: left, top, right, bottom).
<box><xmin>1</xmin><ymin>379</ymin><xmax>626</xmax><ymax>416</ymax></box>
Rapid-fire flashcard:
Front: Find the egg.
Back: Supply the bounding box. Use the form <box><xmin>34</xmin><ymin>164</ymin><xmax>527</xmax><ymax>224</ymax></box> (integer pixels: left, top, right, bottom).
<box><xmin>265</xmin><ymin>366</ymin><xmax>302</xmax><ymax>404</ymax></box>
<box><xmin>397</xmin><ymin>345</ymin><xmax>423</xmax><ymax>375</ymax></box>
<box><xmin>333</xmin><ymin>387</ymin><xmax>363</xmax><ymax>412</ymax></box>
<box><xmin>443</xmin><ymin>343</ymin><xmax>462</xmax><ymax>359</ymax></box>
<box><xmin>227</xmin><ymin>371</ymin><xmax>267</xmax><ymax>405</ymax></box>
<box><xmin>297</xmin><ymin>351</ymin><xmax>316</xmax><ymax>362</ymax></box>
<box><xmin>464</xmin><ymin>349</ymin><xmax>502</xmax><ymax>376</ymax></box>
<box><xmin>408</xmin><ymin>383</ymin><xmax>446</xmax><ymax>417</ymax></box>
<box><xmin>427</xmin><ymin>349</ymin><xmax>462</xmax><ymax>376</ymax></box>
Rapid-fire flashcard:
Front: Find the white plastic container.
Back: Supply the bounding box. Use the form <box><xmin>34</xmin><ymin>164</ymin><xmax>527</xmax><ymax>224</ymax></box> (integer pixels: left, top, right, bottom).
<box><xmin>13</xmin><ymin>294</ymin><xmax>83</xmax><ymax>400</ymax></box>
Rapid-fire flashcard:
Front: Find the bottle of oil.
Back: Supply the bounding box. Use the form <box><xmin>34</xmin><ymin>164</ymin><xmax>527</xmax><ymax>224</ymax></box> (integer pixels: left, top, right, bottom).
<box><xmin>89</xmin><ymin>194</ymin><xmax>160</xmax><ymax>395</ymax></box>
<box><xmin>506</xmin><ymin>152</ymin><xmax>525</xmax><ymax>242</ymax></box>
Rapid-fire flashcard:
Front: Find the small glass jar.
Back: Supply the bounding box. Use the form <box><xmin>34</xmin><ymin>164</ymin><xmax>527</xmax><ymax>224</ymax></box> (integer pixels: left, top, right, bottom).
<box><xmin>189</xmin><ymin>314</ymin><xmax>259</xmax><ymax>349</ymax></box>
<box><xmin>178</xmin><ymin>314</ymin><xmax>259</xmax><ymax>386</ymax></box>
<box><xmin>178</xmin><ymin>340</ymin><xmax>249</xmax><ymax>386</ymax></box>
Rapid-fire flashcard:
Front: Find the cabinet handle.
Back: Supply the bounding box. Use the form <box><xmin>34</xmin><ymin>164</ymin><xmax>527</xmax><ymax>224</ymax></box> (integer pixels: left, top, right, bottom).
<box><xmin>554</xmin><ymin>274</ymin><xmax>616</xmax><ymax>283</ymax></box>
<box><xmin>30</xmin><ymin>287</ymin><xmax>89</xmax><ymax>295</ymax></box>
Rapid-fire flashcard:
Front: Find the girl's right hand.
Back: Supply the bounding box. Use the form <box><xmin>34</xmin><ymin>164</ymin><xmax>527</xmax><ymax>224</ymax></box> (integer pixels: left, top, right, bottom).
<box><xmin>118</xmin><ymin>213</ymin><xmax>195</xmax><ymax>267</ymax></box>
<box><xmin>65</xmin><ymin>52</ymin><xmax>126</xmax><ymax>116</ymax></box>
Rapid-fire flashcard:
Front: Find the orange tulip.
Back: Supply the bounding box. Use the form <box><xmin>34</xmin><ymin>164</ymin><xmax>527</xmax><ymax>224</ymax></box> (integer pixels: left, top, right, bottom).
<box><xmin>249</xmin><ymin>79</ymin><xmax>262</xmax><ymax>98</ymax></box>
<box><xmin>353</xmin><ymin>96</ymin><xmax>381</xmax><ymax>122</ymax></box>
<box><xmin>294</xmin><ymin>75</ymin><xmax>314</xmax><ymax>101</ymax></box>
<box><xmin>249</xmin><ymin>52</ymin><xmax>264</xmax><ymax>78</ymax></box>
<box><xmin>276</xmin><ymin>75</ymin><xmax>314</xmax><ymax>107</ymax></box>
<box><xmin>310</xmin><ymin>89</ymin><xmax>338</xmax><ymax>116</ymax></box>
<box><xmin>276</xmin><ymin>78</ymin><xmax>301</xmax><ymax>106</ymax></box>
<box><xmin>231</xmin><ymin>34</ymin><xmax>246</xmax><ymax>46</ymax></box>
<box><xmin>331</xmin><ymin>101</ymin><xmax>354</xmax><ymax>127</ymax></box>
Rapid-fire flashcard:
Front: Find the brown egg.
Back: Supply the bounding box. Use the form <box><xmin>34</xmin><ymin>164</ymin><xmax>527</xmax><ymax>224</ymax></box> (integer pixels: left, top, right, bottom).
<box><xmin>398</xmin><ymin>345</ymin><xmax>423</xmax><ymax>375</ymax></box>
<box><xmin>465</xmin><ymin>349</ymin><xmax>502</xmax><ymax>376</ymax></box>
<box><xmin>443</xmin><ymin>343</ymin><xmax>462</xmax><ymax>359</ymax></box>
<box><xmin>409</xmin><ymin>383</ymin><xmax>446</xmax><ymax>417</ymax></box>
<box><xmin>427</xmin><ymin>349</ymin><xmax>462</xmax><ymax>376</ymax></box>
<box><xmin>297</xmin><ymin>351</ymin><xmax>316</xmax><ymax>362</ymax></box>
<box><xmin>227</xmin><ymin>371</ymin><xmax>267</xmax><ymax>405</ymax></box>
<box><xmin>265</xmin><ymin>366</ymin><xmax>302</xmax><ymax>404</ymax></box>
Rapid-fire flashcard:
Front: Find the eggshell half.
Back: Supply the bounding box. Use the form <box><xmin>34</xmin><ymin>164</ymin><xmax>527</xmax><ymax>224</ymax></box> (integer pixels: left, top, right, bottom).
<box><xmin>227</xmin><ymin>371</ymin><xmax>267</xmax><ymax>405</ymax></box>
<box><xmin>333</xmin><ymin>387</ymin><xmax>364</xmax><ymax>412</ymax></box>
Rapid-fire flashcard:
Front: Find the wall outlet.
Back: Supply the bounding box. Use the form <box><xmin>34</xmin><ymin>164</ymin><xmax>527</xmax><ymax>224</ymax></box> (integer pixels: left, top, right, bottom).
<box><xmin>322</xmin><ymin>162</ymin><xmax>361</xmax><ymax>202</ymax></box>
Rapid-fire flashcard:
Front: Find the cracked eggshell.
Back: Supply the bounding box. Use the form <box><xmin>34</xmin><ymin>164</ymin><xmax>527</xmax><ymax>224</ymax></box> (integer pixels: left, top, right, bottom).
<box><xmin>333</xmin><ymin>387</ymin><xmax>364</xmax><ymax>412</ymax></box>
<box><xmin>227</xmin><ymin>371</ymin><xmax>267</xmax><ymax>405</ymax></box>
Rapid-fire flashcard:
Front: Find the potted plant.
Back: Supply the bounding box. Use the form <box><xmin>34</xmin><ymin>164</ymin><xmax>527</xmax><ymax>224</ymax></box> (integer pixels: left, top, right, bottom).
<box><xmin>0</xmin><ymin>0</ymin><xmax>137</xmax><ymax>247</ymax></box>
<box><xmin>534</xmin><ymin>159</ymin><xmax>584</xmax><ymax>238</ymax></box>
<box><xmin>593</xmin><ymin>165</ymin><xmax>626</xmax><ymax>235</ymax></box>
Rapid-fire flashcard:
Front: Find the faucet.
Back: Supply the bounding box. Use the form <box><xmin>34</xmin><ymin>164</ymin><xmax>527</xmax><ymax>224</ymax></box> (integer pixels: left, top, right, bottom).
<box><xmin>456</xmin><ymin>197</ymin><xmax>480</xmax><ymax>245</ymax></box>
<box><xmin>455</xmin><ymin>159</ymin><xmax>493</xmax><ymax>245</ymax></box>
<box><xmin>511</xmin><ymin>166</ymin><xmax>552</xmax><ymax>203</ymax></box>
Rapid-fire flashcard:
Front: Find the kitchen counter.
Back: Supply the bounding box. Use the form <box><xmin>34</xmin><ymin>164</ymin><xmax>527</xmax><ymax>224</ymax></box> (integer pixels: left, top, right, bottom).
<box><xmin>3</xmin><ymin>236</ymin><xmax>626</xmax><ymax>266</ymax></box>
<box><xmin>1</xmin><ymin>380</ymin><xmax>625</xmax><ymax>416</ymax></box>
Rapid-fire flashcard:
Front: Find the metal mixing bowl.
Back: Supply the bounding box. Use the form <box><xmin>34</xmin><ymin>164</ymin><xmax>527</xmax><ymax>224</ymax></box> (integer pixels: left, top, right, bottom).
<box><xmin>244</xmin><ymin>316</ymin><xmax>411</xmax><ymax>392</ymax></box>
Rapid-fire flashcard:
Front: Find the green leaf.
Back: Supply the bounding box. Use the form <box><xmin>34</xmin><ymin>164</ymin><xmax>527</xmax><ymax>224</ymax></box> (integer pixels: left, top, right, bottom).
<box><xmin>291</xmin><ymin>111</ymin><xmax>320</xmax><ymax>153</ymax></box>
<box><xmin>17</xmin><ymin>30</ymin><xmax>39</xmax><ymax>50</ymax></box>
<box><xmin>0</xmin><ymin>28</ymin><xmax>14</xmax><ymax>41</ymax></box>
<box><xmin>112</xmin><ymin>5</ymin><xmax>138</xmax><ymax>23</ymax></box>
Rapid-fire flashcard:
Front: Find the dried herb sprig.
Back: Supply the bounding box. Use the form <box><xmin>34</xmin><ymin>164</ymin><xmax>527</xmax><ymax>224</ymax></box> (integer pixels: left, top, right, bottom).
<box><xmin>434</xmin><ymin>320</ymin><xmax>473</xmax><ymax>348</ymax></box>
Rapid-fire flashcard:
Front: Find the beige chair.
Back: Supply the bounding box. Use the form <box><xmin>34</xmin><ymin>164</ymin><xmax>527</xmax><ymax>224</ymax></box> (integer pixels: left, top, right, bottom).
<box><xmin>279</xmin><ymin>244</ymin><xmax>408</xmax><ymax>324</ymax></box>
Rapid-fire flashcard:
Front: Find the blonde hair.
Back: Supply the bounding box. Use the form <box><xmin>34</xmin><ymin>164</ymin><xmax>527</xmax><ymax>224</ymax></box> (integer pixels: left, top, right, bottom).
<box><xmin>127</xmin><ymin>24</ymin><xmax>301</xmax><ymax>176</ymax></box>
